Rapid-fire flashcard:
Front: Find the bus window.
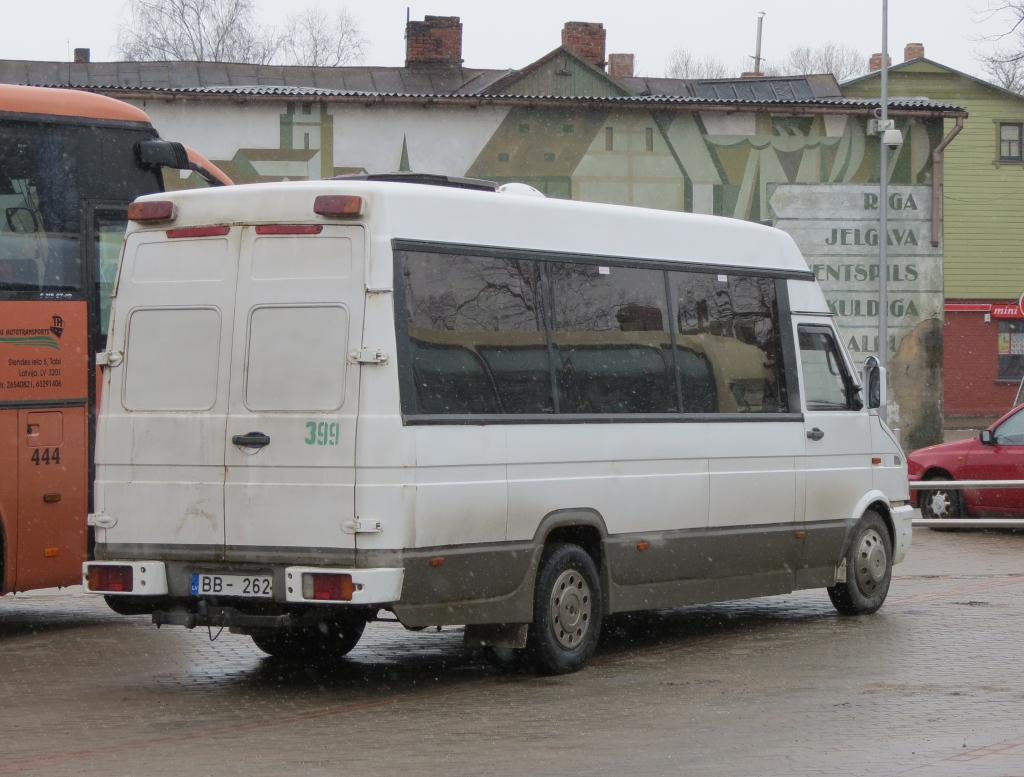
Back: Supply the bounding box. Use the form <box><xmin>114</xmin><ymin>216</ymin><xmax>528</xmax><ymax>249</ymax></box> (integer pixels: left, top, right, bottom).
<box><xmin>0</xmin><ymin>123</ymin><xmax>81</xmax><ymax>293</ymax></box>
<box><xmin>545</xmin><ymin>263</ymin><xmax>676</xmax><ymax>414</ymax></box>
<box><xmin>670</xmin><ymin>270</ymin><xmax>787</xmax><ymax>413</ymax></box>
<box><xmin>798</xmin><ymin>326</ymin><xmax>857</xmax><ymax>411</ymax></box>
<box><xmin>93</xmin><ymin>211</ymin><xmax>129</xmax><ymax>348</ymax></box>
<box><xmin>477</xmin><ymin>345</ymin><xmax>553</xmax><ymax>414</ymax></box>
<box><xmin>675</xmin><ymin>346</ymin><xmax>717</xmax><ymax>414</ymax></box>
<box><xmin>409</xmin><ymin>340</ymin><xmax>500</xmax><ymax>414</ymax></box>
<box><xmin>400</xmin><ymin>251</ymin><xmax>551</xmax><ymax>415</ymax></box>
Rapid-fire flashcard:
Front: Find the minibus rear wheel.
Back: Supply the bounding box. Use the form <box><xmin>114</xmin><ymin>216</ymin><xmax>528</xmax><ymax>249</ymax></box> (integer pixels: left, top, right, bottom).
<box><xmin>827</xmin><ymin>510</ymin><xmax>892</xmax><ymax>616</ymax></box>
<box><xmin>527</xmin><ymin>543</ymin><xmax>603</xmax><ymax>674</ymax></box>
<box><xmin>251</xmin><ymin>619</ymin><xmax>366</xmax><ymax>659</ymax></box>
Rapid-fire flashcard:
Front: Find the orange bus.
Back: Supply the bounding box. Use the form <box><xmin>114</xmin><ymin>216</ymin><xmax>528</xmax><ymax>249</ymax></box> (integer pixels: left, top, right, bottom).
<box><xmin>0</xmin><ymin>84</ymin><xmax>229</xmax><ymax>596</ymax></box>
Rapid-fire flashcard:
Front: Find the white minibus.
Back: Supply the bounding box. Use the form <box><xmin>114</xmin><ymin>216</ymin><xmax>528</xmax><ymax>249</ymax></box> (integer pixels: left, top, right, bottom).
<box><xmin>83</xmin><ymin>175</ymin><xmax>915</xmax><ymax>674</ymax></box>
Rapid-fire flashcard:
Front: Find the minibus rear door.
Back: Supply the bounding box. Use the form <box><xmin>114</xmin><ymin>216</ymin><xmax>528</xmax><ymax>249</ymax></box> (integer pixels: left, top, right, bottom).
<box><xmin>223</xmin><ymin>225</ymin><xmax>365</xmax><ymax>560</ymax></box>
<box><xmin>98</xmin><ymin>227</ymin><xmax>241</xmax><ymax>558</ymax></box>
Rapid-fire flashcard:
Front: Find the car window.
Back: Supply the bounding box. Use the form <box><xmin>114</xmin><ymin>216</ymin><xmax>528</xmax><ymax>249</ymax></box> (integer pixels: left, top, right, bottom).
<box><xmin>993</xmin><ymin>406</ymin><xmax>1024</xmax><ymax>445</ymax></box>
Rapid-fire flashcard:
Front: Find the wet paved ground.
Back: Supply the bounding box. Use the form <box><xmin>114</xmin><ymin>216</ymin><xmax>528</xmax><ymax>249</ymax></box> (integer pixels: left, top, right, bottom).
<box><xmin>2</xmin><ymin>529</ymin><xmax>1024</xmax><ymax>776</ymax></box>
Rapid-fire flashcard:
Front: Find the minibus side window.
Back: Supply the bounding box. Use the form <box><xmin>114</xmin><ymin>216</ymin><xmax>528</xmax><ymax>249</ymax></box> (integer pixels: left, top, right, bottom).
<box><xmin>669</xmin><ymin>271</ymin><xmax>787</xmax><ymax>413</ymax></box>
<box><xmin>798</xmin><ymin>326</ymin><xmax>857</xmax><ymax>411</ymax></box>
<box><xmin>400</xmin><ymin>251</ymin><xmax>553</xmax><ymax>414</ymax></box>
<box><xmin>545</xmin><ymin>263</ymin><xmax>677</xmax><ymax>414</ymax></box>
<box><xmin>408</xmin><ymin>339</ymin><xmax>499</xmax><ymax>414</ymax></box>
<box><xmin>675</xmin><ymin>346</ymin><xmax>717</xmax><ymax>413</ymax></box>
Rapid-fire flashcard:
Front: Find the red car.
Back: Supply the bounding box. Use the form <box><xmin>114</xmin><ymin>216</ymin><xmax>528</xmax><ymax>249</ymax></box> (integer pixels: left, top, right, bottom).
<box><xmin>908</xmin><ymin>404</ymin><xmax>1024</xmax><ymax>518</ymax></box>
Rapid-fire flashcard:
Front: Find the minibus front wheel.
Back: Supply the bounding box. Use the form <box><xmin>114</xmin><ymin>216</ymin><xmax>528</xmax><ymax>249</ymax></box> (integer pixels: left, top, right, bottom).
<box><xmin>827</xmin><ymin>510</ymin><xmax>892</xmax><ymax>616</ymax></box>
<box><xmin>527</xmin><ymin>543</ymin><xmax>603</xmax><ymax>674</ymax></box>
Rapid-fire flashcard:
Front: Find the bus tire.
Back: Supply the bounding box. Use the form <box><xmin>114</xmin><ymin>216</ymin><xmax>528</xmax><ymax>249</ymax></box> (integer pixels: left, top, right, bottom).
<box><xmin>252</xmin><ymin>619</ymin><xmax>366</xmax><ymax>659</ymax></box>
<box><xmin>527</xmin><ymin>542</ymin><xmax>603</xmax><ymax>674</ymax></box>
<box><xmin>827</xmin><ymin>510</ymin><xmax>892</xmax><ymax>616</ymax></box>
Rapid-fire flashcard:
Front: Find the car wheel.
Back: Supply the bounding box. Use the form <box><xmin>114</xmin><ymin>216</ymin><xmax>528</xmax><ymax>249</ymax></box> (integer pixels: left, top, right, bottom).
<box><xmin>920</xmin><ymin>473</ymin><xmax>964</xmax><ymax>530</ymax></box>
<box><xmin>827</xmin><ymin>510</ymin><xmax>892</xmax><ymax>616</ymax></box>
<box><xmin>526</xmin><ymin>543</ymin><xmax>603</xmax><ymax>675</ymax></box>
<box><xmin>252</xmin><ymin>619</ymin><xmax>366</xmax><ymax>659</ymax></box>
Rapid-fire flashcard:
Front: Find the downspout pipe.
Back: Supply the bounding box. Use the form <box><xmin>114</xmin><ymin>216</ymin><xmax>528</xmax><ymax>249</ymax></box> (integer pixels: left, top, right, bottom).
<box><xmin>931</xmin><ymin>116</ymin><xmax>965</xmax><ymax>248</ymax></box>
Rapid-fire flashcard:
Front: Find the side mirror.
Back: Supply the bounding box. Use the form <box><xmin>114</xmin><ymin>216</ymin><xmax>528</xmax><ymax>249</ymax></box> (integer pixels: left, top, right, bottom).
<box><xmin>135</xmin><ymin>140</ymin><xmax>190</xmax><ymax>171</ymax></box>
<box><xmin>863</xmin><ymin>356</ymin><xmax>885</xmax><ymax>410</ymax></box>
<box><xmin>980</xmin><ymin>429</ymin><xmax>994</xmax><ymax>445</ymax></box>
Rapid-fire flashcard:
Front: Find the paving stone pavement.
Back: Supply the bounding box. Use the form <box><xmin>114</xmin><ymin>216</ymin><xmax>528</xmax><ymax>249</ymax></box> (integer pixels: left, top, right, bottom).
<box><xmin>2</xmin><ymin>529</ymin><xmax>1024</xmax><ymax>776</ymax></box>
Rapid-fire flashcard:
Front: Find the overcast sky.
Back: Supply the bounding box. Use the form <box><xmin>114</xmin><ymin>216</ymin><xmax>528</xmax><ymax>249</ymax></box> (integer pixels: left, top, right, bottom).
<box><xmin>1</xmin><ymin>0</ymin><xmax>1014</xmax><ymax>81</ymax></box>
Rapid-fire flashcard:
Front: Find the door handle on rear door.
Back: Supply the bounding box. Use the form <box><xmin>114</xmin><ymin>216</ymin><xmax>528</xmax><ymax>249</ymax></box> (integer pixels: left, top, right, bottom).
<box><xmin>232</xmin><ymin>432</ymin><xmax>271</xmax><ymax>448</ymax></box>
<box><xmin>807</xmin><ymin>428</ymin><xmax>825</xmax><ymax>441</ymax></box>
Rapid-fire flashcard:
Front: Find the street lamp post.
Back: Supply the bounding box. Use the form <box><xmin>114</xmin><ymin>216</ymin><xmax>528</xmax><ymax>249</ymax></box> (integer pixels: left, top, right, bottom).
<box><xmin>878</xmin><ymin>0</ymin><xmax>889</xmax><ymax>422</ymax></box>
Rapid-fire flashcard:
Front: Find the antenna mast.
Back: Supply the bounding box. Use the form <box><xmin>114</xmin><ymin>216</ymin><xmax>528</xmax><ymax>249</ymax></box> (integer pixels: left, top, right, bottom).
<box><xmin>752</xmin><ymin>12</ymin><xmax>766</xmax><ymax>75</ymax></box>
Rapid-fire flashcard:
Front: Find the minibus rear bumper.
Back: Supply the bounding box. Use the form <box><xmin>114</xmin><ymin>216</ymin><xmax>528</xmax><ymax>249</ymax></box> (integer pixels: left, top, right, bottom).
<box><xmin>82</xmin><ymin>561</ymin><xmax>404</xmax><ymax>605</ymax></box>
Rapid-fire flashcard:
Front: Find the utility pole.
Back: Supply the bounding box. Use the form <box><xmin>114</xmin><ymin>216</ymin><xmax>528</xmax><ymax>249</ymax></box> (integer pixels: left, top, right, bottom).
<box><xmin>878</xmin><ymin>0</ymin><xmax>889</xmax><ymax>420</ymax></box>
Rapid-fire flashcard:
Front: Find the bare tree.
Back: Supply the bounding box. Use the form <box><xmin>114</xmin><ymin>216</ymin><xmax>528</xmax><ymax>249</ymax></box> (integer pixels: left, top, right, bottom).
<box><xmin>973</xmin><ymin>1</ymin><xmax>1024</xmax><ymax>92</ymax></box>
<box><xmin>978</xmin><ymin>54</ymin><xmax>1024</xmax><ymax>91</ymax></box>
<box><xmin>778</xmin><ymin>42</ymin><xmax>867</xmax><ymax>80</ymax></box>
<box><xmin>281</xmin><ymin>5</ymin><xmax>368</xmax><ymax>67</ymax></box>
<box><xmin>116</xmin><ymin>0</ymin><xmax>280</xmax><ymax>63</ymax></box>
<box><xmin>665</xmin><ymin>48</ymin><xmax>735</xmax><ymax>79</ymax></box>
<box><xmin>115</xmin><ymin>0</ymin><xmax>369</xmax><ymax>66</ymax></box>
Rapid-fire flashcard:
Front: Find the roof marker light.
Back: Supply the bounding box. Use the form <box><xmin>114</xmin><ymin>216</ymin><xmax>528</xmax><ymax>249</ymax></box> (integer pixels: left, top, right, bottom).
<box><xmin>255</xmin><ymin>224</ymin><xmax>324</xmax><ymax>235</ymax></box>
<box><xmin>128</xmin><ymin>200</ymin><xmax>175</xmax><ymax>222</ymax></box>
<box><xmin>314</xmin><ymin>195</ymin><xmax>363</xmax><ymax>217</ymax></box>
<box><xmin>166</xmin><ymin>225</ymin><xmax>230</xmax><ymax>239</ymax></box>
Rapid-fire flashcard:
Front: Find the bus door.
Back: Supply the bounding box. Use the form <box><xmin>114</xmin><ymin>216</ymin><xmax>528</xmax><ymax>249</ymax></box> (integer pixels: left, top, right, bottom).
<box><xmin>222</xmin><ymin>225</ymin><xmax>364</xmax><ymax>559</ymax></box>
<box><xmin>794</xmin><ymin>317</ymin><xmax>872</xmax><ymax>550</ymax></box>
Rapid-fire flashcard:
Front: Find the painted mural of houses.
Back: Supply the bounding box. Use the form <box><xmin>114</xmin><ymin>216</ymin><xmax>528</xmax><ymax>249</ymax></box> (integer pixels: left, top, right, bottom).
<box><xmin>0</xmin><ymin>16</ymin><xmax>967</xmax><ymax>447</ymax></box>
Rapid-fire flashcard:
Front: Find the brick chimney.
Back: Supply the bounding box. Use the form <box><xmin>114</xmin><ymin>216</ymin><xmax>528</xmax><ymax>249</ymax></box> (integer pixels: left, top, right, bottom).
<box><xmin>869</xmin><ymin>52</ymin><xmax>893</xmax><ymax>72</ymax></box>
<box><xmin>73</xmin><ymin>48</ymin><xmax>90</xmax><ymax>63</ymax></box>
<box><xmin>904</xmin><ymin>42</ymin><xmax>925</xmax><ymax>62</ymax></box>
<box><xmin>608</xmin><ymin>53</ymin><xmax>634</xmax><ymax>79</ymax></box>
<box><xmin>405</xmin><ymin>16</ymin><xmax>463</xmax><ymax>68</ymax></box>
<box><xmin>562</xmin><ymin>22</ymin><xmax>606</xmax><ymax>69</ymax></box>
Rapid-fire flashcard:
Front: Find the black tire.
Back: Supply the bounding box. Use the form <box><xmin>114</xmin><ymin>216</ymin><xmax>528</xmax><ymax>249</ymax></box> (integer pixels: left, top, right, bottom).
<box><xmin>526</xmin><ymin>543</ymin><xmax>603</xmax><ymax>675</ymax></box>
<box><xmin>252</xmin><ymin>619</ymin><xmax>366</xmax><ymax>659</ymax></box>
<box><xmin>481</xmin><ymin>645</ymin><xmax>533</xmax><ymax>673</ymax></box>
<box><xmin>827</xmin><ymin>510</ymin><xmax>893</xmax><ymax>616</ymax></box>
<box><xmin>919</xmin><ymin>473</ymin><xmax>964</xmax><ymax>530</ymax></box>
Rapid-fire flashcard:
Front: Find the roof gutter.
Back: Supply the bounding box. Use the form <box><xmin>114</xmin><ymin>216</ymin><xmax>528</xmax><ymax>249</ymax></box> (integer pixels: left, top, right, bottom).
<box><xmin>930</xmin><ymin>116</ymin><xmax>965</xmax><ymax>248</ymax></box>
<box><xmin>96</xmin><ymin>88</ymin><xmax>968</xmax><ymax>119</ymax></box>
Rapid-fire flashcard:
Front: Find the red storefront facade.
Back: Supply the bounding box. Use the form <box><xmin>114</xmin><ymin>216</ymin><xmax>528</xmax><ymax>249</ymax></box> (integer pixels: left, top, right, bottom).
<box><xmin>945</xmin><ymin>300</ymin><xmax>1024</xmax><ymax>416</ymax></box>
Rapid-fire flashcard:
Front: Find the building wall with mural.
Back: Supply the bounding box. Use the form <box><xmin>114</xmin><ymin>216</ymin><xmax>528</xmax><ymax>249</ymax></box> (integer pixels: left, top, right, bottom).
<box><xmin>127</xmin><ymin>89</ymin><xmax>952</xmax><ymax>447</ymax></box>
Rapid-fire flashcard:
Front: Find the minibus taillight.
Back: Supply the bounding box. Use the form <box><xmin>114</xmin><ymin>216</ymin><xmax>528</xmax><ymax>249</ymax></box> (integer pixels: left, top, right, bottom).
<box><xmin>127</xmin><ymin>200</ymin><xmax>175</xmax><ymax>222</ymax></box>
<box><xmin>166</xmin><ymin>225</ymin><xmax>231</xmax><ymax>239</ymax></box>
<box><xmin>255</xmin><ymin>224</ymin><xmax>324</xmax><ymax>235</ymax></box>
<box><xmin>313</xmin><ymin>195</ymin><xmax>363</xmax><ymax>217</ymax></box>
<box><xmin>87</xmin><ymin>565</ymin><xmax>134</xmax><ymax>593</ymax></box>
<box><xmin>302</xmin><ymin>573</ymin><xmax>354</xmax><ymax>601</ymax></box>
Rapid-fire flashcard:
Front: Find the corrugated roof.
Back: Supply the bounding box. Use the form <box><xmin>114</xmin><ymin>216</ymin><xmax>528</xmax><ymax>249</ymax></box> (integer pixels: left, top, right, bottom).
<box><xmin>0</xmin><ymin>58</ymin><xmax>967</xmax><ymax>114</ymax></box>
<box><xmin>44</xmin><ymin>82</ymin><xmax>962</xmax><ymax>112</ymax></box>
